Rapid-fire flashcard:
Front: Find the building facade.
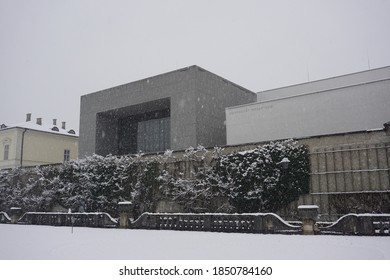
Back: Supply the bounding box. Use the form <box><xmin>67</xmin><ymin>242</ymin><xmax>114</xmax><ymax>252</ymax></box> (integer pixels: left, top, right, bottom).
<box><xmin>226</xmin><ymin>66</ymin><xmax>390</xmax><ymax>145</ymax></box>
<box><xmin>0</xmin><ymin>114</ymin><xmax>78</xmax><ymax>169</ymax></box>
<box><xmin>79</xmin><ymin>65</ymin><xmax>256</xmax><ymax>157</ymax></box>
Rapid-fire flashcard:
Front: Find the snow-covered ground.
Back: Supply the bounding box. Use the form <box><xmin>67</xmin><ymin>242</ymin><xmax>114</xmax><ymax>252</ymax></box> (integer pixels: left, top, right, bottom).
<box><xmin>1</xmin><ymin>224</ymin><xmax>390</xmax><ymax>260</ymax></box>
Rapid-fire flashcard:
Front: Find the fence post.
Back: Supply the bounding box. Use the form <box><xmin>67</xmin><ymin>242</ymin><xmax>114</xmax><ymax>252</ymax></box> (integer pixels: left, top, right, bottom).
<box><xmin>203</xmin><ymin>215</ymin><xmax>211</xmax><ymax>231</ymax></box>
<box><xmin>118</xmin><ymin>201</ymin><xmax>133</xmax><ymax>228</ymax></box>
<box><xmin>9</xmin><ymin>207</ymin><xmax>22</xmax><ymax>224</ymax></box>
<box><xmin>357</xmin><ymin>215</ymin><xmax>373</xmax><ymax>235</ymax></box>
<box><xmin>298</xmin><ymin>205</ymin><xmax>319</xmax><ymax>235</ymax></box>
<box><xmin>264</xmin><ymin>215</ymin><xmax>275</xmax><ymax>234</ymax></box>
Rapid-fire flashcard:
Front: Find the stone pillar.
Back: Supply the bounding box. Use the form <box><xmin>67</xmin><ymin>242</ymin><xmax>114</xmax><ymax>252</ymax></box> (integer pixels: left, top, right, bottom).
<box><xmin>10</xmin><ymin>207</ymin><xmax>23</xmax><ymax>224</ymax></box>
<box><xmin>118</xmin><ymin>201</ymin><xmax>133</xmax><ymax>228</ymax></box>
<box><xmin>203</xmin><ymin>215</ymin><xmax>211</xmax><ymax>231</ymax></box>
<box><xmin>298</xmin><ymin>205</ymin><xmax>319</xmax><ymax>235</ymax></box>
<box><xmin>253</xmin><ymin>215</ymin><xmax>263</xmax><ymax>233</ymax></box>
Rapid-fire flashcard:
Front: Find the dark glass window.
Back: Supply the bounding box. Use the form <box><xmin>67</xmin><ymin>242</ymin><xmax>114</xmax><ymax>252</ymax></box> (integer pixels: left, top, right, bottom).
<box><xmin>137</xmin><ymin>117</ymin><xmax>170</xmax><ymax>153</ymax></box>
<box><xmin>64</xmin><ymin>149</ymin><xmax>70</xmax><ymax>162</ymax></box>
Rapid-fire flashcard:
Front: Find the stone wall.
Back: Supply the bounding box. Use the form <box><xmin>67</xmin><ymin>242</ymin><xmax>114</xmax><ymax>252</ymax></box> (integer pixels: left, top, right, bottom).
<box><xmin>147</xmin><ymin>128</ymin><xmax>390</xmax><ymax>221</ymax></box>
<box><xmin>282</xmin><ymin>129</ymin><xmax>390</xmax><ymax>221</ymax></box>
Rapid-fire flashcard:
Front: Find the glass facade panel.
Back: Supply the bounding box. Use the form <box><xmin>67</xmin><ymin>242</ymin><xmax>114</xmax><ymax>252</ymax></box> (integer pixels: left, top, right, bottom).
<box><xmin>137</xmin><ymin>117</ymin><xmax>170</xmax><ymax>153</ymax></box>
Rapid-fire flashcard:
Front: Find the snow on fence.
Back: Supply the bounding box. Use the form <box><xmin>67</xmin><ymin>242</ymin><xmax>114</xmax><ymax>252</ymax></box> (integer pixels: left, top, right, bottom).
<box><xmin>2</xmin><ymin>208</ymin><xmax>390</xmax><ymax>236</ymax></box>
<box><xmin>318</xmin><ymin>214</ymin><xmax>390</xmax><ymax>236</ymax></box>
<box><xmin>130</xmin><ymin>212</ymin><xmax>301</xmax><ymax>234</ymax></box>
<box><xmin>17</xmin><ymin>212</ymin><xmax>118</xmax><ymax>228</ymax></box>
<box><xmin>0</xmin><ymin>211</ymin><xmax>11</xmax><ymax>223</ymax></box>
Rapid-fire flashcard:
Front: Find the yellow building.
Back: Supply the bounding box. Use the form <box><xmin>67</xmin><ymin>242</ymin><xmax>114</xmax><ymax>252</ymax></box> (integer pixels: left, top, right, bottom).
<box><xmin>0</xmin><ymin>114</ymin><xmax>78</xmax><ymax>169</ymax></box>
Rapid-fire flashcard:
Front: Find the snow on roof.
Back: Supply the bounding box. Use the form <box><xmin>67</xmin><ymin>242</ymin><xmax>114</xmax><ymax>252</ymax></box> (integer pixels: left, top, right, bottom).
<box><xmin>1</xmin><ymin>120</ymin><xmax>78</xmax><ymax>137</ymax></box>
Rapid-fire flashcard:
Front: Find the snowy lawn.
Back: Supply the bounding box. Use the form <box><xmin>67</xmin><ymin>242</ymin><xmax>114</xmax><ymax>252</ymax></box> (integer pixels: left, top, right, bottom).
<box><xmin>1</xmin><ymin>224</ymin><xmax>389</xmax><ymax>260</ymax></box>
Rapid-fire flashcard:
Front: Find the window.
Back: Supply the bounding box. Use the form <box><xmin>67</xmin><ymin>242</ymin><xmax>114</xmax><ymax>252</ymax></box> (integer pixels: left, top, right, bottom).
<box><xmin>64</xmin><ymin>149</ymin><xmax>70</xmax><ymax>162</ymax></box>
<box><xmin>137</xmin><ymin>117</ymin><xmax>170</xmax><ymax>153</ymax></box>
<box><xmin>3</xmin><ymin>144</ymin><xmax>9</xmax><ymax>160</ymax></box>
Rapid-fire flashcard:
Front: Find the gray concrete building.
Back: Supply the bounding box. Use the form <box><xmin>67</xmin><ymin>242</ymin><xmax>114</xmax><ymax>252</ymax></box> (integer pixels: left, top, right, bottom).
<box><xmin>226</xmin><ymin>66</ymin><xmax>390</xmax><ymax>145</ymax></box>
<box><xmin>79</xmin><ymin>65</ymin><xmax>256</xmax><ymax>157</ymax></box>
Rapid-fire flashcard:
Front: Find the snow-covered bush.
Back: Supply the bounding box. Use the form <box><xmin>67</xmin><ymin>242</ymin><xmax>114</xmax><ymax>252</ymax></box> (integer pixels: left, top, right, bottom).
<box><xmin>55</xmin><ymin>154</ymin><xmax>162</xmax><ymax>216</ymax></box>
<box><xmin>56</xmin><ymin>154</ymin><xmax>131</xmax><ymax>214</ymax></box>
<box><xmin>1</xmin><ymin>168</ymin><xmax>27</xmax><ymax>211</ymax></box>
<box><xmin>159</xmin><ymin>140</ymin><xmax>310</xmax><ymax>213</ymax></box>
<box><xmin>214</xmin><ymin>140</ymin><xmax>310</xmax><ymax>212</ymax></box>
<box><xmin>0</xmin><ymin>155</ymin><xmax>163</xmax><ymax>217</ymax></box>
<box><xmin>24</xmin><ymin>165</ymin><xmax>61</xmax><ymax>211</ymax></box>
<box><xmin>0</xmin><ymin>140</ymin><xmax>310</xmax><ymax>216</ymax></box>
<box><xmin>158</xmin><ymin>166</ymin><xmax>227</xmax><ymax>213</ymax></box>
<box><xmin>0</xmin><ymin>168</ymin><xmax>24</xmax><ymax>211</ymax></box>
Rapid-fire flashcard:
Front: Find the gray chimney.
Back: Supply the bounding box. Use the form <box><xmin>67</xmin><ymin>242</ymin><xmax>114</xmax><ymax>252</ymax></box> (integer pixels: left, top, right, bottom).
<box><xmin>26</xmin><ymin>113</ymin><xmax>32</xmax><ymax>122</ymax></box>
<box><xmin>62</xmin><ymin>121</ymin><xmax>66</xmax><ymax>130</ymax></box>
<box><xmin>53</xmin><ymin>119</ymin><xmax>57</xmax><ymax>126</ymax></box>
<box><xmin>36</xmin><ymin>118</ymin><xmax>42</xmax><ymax>125</ymax></box>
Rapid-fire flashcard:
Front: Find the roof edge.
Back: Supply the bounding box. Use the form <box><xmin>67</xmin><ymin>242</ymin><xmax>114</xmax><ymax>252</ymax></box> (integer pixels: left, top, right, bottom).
<box><xmin>258</xmin><ymin>65</ymin><xmax>390</xmax><ymax>94</ymax></box>
<box><xmin>0</xmin><ymin>125</ymin><xmax>79</xmax><ymax>138</ymax></box>
<box><xmin>82</xmin><ymin>65</ymin><xmax>256</xmax><ymax>98</ymax></box>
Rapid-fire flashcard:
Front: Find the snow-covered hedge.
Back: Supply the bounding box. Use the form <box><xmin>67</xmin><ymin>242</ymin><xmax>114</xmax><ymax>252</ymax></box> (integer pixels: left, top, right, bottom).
<box><xmin>0</xmin><ymin>154</ymin><xmax>161</xmax><ymax>217</ymax></box>
<box><xmin>160</xmin><ymin>140</ymin><xmax>310</xmax><ymax>213</ymax></box>
<box><xmin>214</xmin><ymin>140</ymin><xmax>310</xmax><ymax>212</ymax></box>
<box><xmin>0</xmin><ymin>140</ymin><xmax>310</xmax><ymax>216</ymax></box>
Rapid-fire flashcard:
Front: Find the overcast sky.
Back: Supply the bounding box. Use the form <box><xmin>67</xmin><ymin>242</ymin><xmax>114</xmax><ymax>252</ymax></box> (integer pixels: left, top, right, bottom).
<box><xmin>1</xmin><ymin>0</ymin><xmax>390</xmax><ymax>132</ymax></box>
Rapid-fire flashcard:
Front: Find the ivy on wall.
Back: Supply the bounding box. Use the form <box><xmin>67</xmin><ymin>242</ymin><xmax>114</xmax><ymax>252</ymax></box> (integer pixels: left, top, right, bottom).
<box><xmin>213</xmin><ymin>141</ymin><xmax>310</xmax><ymax>213</ymax></box>
<box><xmin>0</xmin><ymin>155</ymin><xmax>161</xmax><ymax>217</ymax></box>
<box><xmin>0</xmin><ymin>140</ymin><xmax>310</xmax><ymax>216</ymax></box>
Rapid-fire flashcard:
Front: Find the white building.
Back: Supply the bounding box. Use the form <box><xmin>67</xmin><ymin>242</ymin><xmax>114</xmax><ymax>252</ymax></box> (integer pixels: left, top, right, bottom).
<box><xmin>226</xmin><ymin>66</ymin><xmax>390</xmax><ymax>145</ymax></box>
<box><xmin>0</xmin><ymin>114</ymin><xmax>78</xmax><ymax>169</ymax></box>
